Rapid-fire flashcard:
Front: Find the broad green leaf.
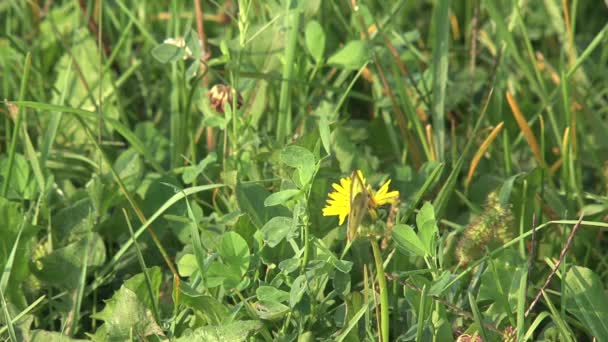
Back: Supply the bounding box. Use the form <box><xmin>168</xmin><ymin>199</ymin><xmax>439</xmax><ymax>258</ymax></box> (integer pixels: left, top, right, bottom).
<box><xmin>52</xmin><ymin>198</ymin><xmax>95</xmax><ymax>243</ymax></box>
<box><xmin>135</xmin><ymin>122</ymin><xmax>170</xmax><ymax>166</ymax></box>
<box><xmin>30</xmin><ymin>330</ymin><xmax>88</xmax><ymax>341</ymax></box>
<box><xmin>186</xmin><ymin>59</ymin><xmax>201</xmax><ymax>79</ymax></box>
<box><xmin>305</xmin><ymin>20</ymin><xmax>325</xmax><ymax>62</ymax></box>
<box><xmin>479</xmin><ymin>251</ymin><xmax>525</xmax><ymax>309</ymax></box>
<box><xmin>114</xmin><ymin>148</ymin><xmax>144</xmax><ymax>192</ymax></box>
<box><xmin>565</xmin><ymin>266</ymin><xmax>608</xmax><ymax>339</ymax></box>
<box><xmin>220</xmin><ymin>231</ymin><xmax>250</xmax><ymax>275</ymax></box>
<box><xmin>264</xmin><ymin>189</ymin><xmax>301</xmax><ymax>207</ymax></box>
<box><xmin>45</xmin><ymin>29</ymin><xmax>121</xmax><ymax>152</ymax></box>
<box><xmin>206</xmin><ymin>261</ymin><xmax>229</xmax><ymax>288</ymax></box>
<box><xmin>182</xmin><ymin>152</ymin><xmax>217</xmax><ymax>184</ymax></box>
<box><xmin>203</xmin><ymin>114</ymin><xmax>228</xmax><ymax>130</ymax></box>
<box><xmin>123</xmin><ymin>266</ymin><xmax>162</xmax><ymax>312</ymax></box>
<box><xmin>180</xmin><ymin>283</ymin><xmax>229</xmax><ymax>325</ymax></box>
<box><xmin>0</xmin><ymin>197</ymin><xmax>35</xmax><ymax>297</ymax></box>
<box><xmin>392</xmin><ymin>224</ymin><xmax>426</xmax><ymax>257</ymax></box>
<box><xmin>0</xmin><ymin>154</ymin><xmax>37</xmax><ymax>199</ymax></box>
<box><xmin>333</xmin><ymin>271</ymin><xmax>351</xmax><ymax>297</ymax></box>
<box><xmin>177</xmin><ymin>253</ymin><xmax>197</xmax><ymax>277</ymax></box>
<box><xmin>301</xmin><ymin>0</ymin><xmax>321</xmax><ymax>16</ymax></box>
<box><xmin>254</xmin><ymin>300</ymin><xmax>290</xmax><ymax>320</ymax></box>
<box><xmin>236</xmin><ymin>182</ymin><xmax>291</xmax><ymax>228</ymax></box>
<box><xmin>176</xmin><ymin>320</ymin><xmax>263</xmax><ymax>342</ymax></box>
<box><xmin>327</xmin><ymin>40</ymin><xmax>369</xmax><ymax>70</ymax></box>
<box><xmin>92</xmin><ymin>285</ymin><xmax>163</xmax><ymax>341</ymax></box>
<box><xmin>218</xmin><ymin>231</ymin><xmax>250</xmax><ymax>289</ymax></box>
<box><xmin>185</xmin><ymin>29</ymin><xmax>202</xmax><ymax>59</ymax></box>
<box><xmin>329</xmin><ymin>258</ymin><xmax>353</xmax><ymax>274</ymax></box>
<box><xmin>498</xmin><ymin>173</ymin><xmax>524</xmax><ymax>206</ymax></box>
<box><xmin>256</xmin><ymin>286</ymin><xmax>290</xmax><ymax>303</ymax></box>
<box><xmin>416</xmin><ymin>202</ymin><xmax>438</xmax><ymax>256</ymax></box>
<box><xmin>290</xmin><ymin>275</ymin><xmax>307</xmax><ymax>308</ymax></box>
<box><xmin>35</xmin><ymin>233</ymin><xmax>106</xmax><ymax>289</ymax></box>
<box><xmin>319</xmin><ymin>115</ymin><xmax>331</xmax><ymax>155</ymax></box>
<box><xmin>427</xmin><ymin>271</ymin><xmax>454</xmax><ymax>296</ymax></box>
<box><xmin>151</xmin><ymin>43</ymin><xmax>185</xmax><ymax>63</ymax></box>
<box><xmin>261</xmin><ymin>216</ymin><xmax>296</xmax><ymax>248</ymax></box>
<box><xmin>279</xmin><ymin>258</ymin><xmax>300</xmax><ymax>274</ymax></box>
<box><xmin>281</xmin><ymin>145</ymin><xmax>316</xmax><ymax>186</ymax></box>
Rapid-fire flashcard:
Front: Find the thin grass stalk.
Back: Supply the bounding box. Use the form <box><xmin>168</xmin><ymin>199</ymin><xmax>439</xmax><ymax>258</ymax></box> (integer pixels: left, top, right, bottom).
<box><xmin>2</xmin><ymin>53</ymin><xmax>31</xmax><ymax>197</ymax></box>
<box><xmin>371</xmin><ymin>239</ymin><xmax>389</xmax><ymax>342</ymax></box>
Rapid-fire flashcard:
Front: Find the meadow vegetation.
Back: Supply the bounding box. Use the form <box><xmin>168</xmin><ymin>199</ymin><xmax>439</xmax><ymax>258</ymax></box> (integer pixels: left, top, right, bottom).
<box><xmin>1</xmin><ymin>1</ymin><xmax>608</xmax><ymax>341</ymax></box>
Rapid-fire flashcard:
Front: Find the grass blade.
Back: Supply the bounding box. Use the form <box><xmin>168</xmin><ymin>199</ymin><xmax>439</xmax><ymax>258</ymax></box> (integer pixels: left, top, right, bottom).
<box><xmin>0</xmin><ymin>295</ymin><xmax>46</xmax><ymax>337</ymax></box>
<box><xmin>0</xmin><ymin>286</ymin><xmax>16</xmax><ymax>342</ymax></box>
<box><xmin>430</xmin><ymin>0</ymin><xmax>450</xmax><ymax>161</ymax></box>
<box><xmin>277</xmin><ymin>4</ymin><xmax>301</xmax><ymax>143</ymax></box>
<box><xmin>2</xmin><ymin>52</ymin><xmax>31</xmax><ymax>197</ymax></box>
<box><xmin>123</xmin><ymin>209</ymin><xmax>161</xmax><ymax>323</ymax></box>
<box><xmin>468</xmin><ymin>290</ymin><xmax>489</xmax><ymax>341</ymax></box>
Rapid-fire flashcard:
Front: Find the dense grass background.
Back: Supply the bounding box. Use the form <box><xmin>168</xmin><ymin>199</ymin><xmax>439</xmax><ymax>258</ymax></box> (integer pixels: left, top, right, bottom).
<box><xmin>1</xmin><ymin>0</ymin><xmax>608</xmax><ymax>341</ymax></box>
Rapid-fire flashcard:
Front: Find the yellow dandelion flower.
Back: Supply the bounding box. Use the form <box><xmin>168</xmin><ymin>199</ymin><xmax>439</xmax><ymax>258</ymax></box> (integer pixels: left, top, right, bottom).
<box><xmin>322</xmin><ymin>170</ymin><xmax>399</xmax><ymax>226</ymax></box>
<box><xmin>370</xmin><ymin>180</ymin><xmax>400</xmax><ymax>207</ymax></box>
<box><xmin>321</xmin><ymin>171</ymin><xmax>363</xmax><ymax>225</ymax></box>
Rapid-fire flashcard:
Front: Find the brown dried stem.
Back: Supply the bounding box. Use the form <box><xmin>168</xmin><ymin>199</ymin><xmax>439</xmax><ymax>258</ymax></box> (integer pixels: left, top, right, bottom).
<box><xmin>525</xmin><ymin>215</ymin><xmax>584</xmax><ymax>317</ymax></box>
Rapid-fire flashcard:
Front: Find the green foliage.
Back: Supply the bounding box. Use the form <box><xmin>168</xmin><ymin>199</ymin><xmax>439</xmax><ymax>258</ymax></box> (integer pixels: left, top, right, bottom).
<box><xmin>2</xmin><ymin>0</ymin><xmax>608</xmax><ymax>341</ymax></box>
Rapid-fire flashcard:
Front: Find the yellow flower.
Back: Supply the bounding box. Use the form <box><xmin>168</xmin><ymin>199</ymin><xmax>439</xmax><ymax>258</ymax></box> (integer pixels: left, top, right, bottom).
<box><xmin>322</xmin><ymin>170</ymin><xmax>399</xmax><ymax>225</ymax></box>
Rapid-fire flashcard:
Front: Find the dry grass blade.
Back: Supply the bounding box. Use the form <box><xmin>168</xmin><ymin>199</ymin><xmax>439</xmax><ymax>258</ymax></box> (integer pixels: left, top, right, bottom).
<box><xmin>506</xmin><ymin>91</ymin><xmax>543</xmax><ymax>165</ymax></box>
<box><xmin>465</xmin><ymin>122</ymin><xmax>504</xmax><ymax>188</ymax></box>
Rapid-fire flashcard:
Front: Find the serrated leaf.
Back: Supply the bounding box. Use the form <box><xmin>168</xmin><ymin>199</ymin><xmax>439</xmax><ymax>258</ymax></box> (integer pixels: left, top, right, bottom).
<box><xmin>93</xmin><ymin>286</ymin><xmax>163</xmax><ymax>340</ymax></box>
<box><xmin>123</xmin><ymin>266</ymin><xmax>162</xmax><ymax>312</ymax></box>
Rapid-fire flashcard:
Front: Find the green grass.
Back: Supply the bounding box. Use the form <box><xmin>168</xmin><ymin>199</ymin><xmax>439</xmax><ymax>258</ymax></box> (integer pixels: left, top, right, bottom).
<box><xmin>1</xmin><ymin>1</ymin><xmax>608</xmax><ymax>341</ymax></box>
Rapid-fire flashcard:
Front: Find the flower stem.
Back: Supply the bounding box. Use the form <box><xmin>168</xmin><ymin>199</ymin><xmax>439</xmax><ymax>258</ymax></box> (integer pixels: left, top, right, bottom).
<box><xmin>301</xmin><ymin>219</ymin><xmax>310</xmax><ymax>272</ymax></box>
<box><xmin>371</xmin><ymin>239</ymin><xmax>389</xmax><ymax>342</ymax></box>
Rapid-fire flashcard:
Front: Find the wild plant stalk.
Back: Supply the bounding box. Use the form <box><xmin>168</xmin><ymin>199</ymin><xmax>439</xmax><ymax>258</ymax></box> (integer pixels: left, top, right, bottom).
<box><xmin>371</xmin><ymin>239</ymin><xmax>389</xmax><ymax>342</ymax></box>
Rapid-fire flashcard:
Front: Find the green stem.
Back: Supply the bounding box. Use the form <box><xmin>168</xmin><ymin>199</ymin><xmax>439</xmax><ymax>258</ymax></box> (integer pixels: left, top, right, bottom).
<box><xmin>371</xmin><ymin>239</ymin><xmax>389</xmax><ymax>342</ymax></box>
<box><xmin>3</xmin><ymin>53</ymin><xmax>31</xmax><ymax>197</ymax></box>
<box><xmin>276</xmin><ymin>2</ymin><xmax>300</xmax><ymax>143</ymax></box>
<box><xmin>301</xmin><ymin>218</ymin><xmax>310</xmax><ymax>272</ymax></box>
